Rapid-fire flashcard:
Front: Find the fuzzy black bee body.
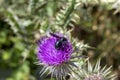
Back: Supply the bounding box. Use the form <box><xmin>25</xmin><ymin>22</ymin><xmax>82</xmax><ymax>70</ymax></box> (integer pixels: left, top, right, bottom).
<box><xmin>50</xmin><ymin>33</ymin><xmax>67</xmax><ymax>50</ymax></box>
<box><xmin>55</xmin><ymin>37</ymin><xmax>67</xmax><ymax>50</ymax></box>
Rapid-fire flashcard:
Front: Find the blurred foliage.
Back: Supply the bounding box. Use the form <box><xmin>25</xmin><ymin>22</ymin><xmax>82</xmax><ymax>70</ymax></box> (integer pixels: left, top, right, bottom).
<box><xmin>0</xmin><ymin>0</ymin><xmax>120</xmax><ymax>80</ymax></box>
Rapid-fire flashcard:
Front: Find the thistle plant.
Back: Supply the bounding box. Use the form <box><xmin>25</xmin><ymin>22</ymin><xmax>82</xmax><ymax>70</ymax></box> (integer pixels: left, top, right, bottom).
<box><xmin>36</xmin><ymin>32</ymin><xmax>116</xmax><ymax>80</ymax></box>
<box><xmin>36</xmin><ymin>32</ymin><xmax>86</xmax><ymax>80</ymax></box>
<box><xmin>0</xmin><ymin>0</ymin><xmax>119</xmax><ymax>80</ymax></box>
<box><xmin>73</xmin><ymin>59</ymin><xmax>116</xmax><ymax>80</ymax></box>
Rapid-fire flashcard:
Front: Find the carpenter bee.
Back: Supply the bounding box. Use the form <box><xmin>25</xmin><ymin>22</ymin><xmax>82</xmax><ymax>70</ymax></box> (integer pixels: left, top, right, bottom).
<box><xmin>50</xmin><ymin>33</ymin><xmax>67</xmax><ymax>50</ymax></box>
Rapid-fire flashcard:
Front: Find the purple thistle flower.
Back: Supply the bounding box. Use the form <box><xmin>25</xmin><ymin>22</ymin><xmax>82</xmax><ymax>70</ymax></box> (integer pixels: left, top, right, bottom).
<box><xmin>37</xmin><ymin>33</ymin><xmax>73</xmax><ymax>66</ymax></box>
<box><xmin>36</xmin><ymin>33</ymin><xmax>89</xmax><ymax>80</ymax></box>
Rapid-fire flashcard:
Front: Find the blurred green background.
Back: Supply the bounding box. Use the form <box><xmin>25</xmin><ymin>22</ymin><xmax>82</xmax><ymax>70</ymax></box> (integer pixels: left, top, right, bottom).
<box><xmin>0</xmin><ymin>0</ymin><xmax>120</xmax><ymax>80</ymax></box>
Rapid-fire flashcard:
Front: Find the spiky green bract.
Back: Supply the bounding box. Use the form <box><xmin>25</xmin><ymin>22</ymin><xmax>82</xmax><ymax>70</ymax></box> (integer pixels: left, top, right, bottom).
<box><xmin>36</xmin><ymin>58</ymin><xmax>87</xmax><ymax>80</ymax></box>
<box><xmin>73</xmin><ymin>59</ymin><xmax>116</xmax><ymax>80</ymax></box>
<box><xmin>35</xmin><ymin>62</ymin><xmax>75</xmax><ymax>80</ymax></box>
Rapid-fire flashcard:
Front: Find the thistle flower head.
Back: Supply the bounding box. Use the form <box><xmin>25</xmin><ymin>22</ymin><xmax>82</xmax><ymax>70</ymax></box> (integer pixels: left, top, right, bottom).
<box><xmin>36</xmin><ymin>33</ymin><xmax>76</xmax><ymax>80</ymax></box>
<box><xmin>84</xmin><ymin>73</ymin><xmax>103</xmax><ymax>80</ymax></box>
<box><xmin>75</xmin><ymin>59</ymin><xmax>116</xmax><ymax>80</ymax></box>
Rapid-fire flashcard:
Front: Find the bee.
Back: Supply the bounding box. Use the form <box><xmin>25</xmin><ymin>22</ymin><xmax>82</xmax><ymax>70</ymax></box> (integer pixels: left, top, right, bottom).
<box><xmin>50</xmin><ymin>33</ymin><xmax>67</xmax><ymax>50</ymax></box>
